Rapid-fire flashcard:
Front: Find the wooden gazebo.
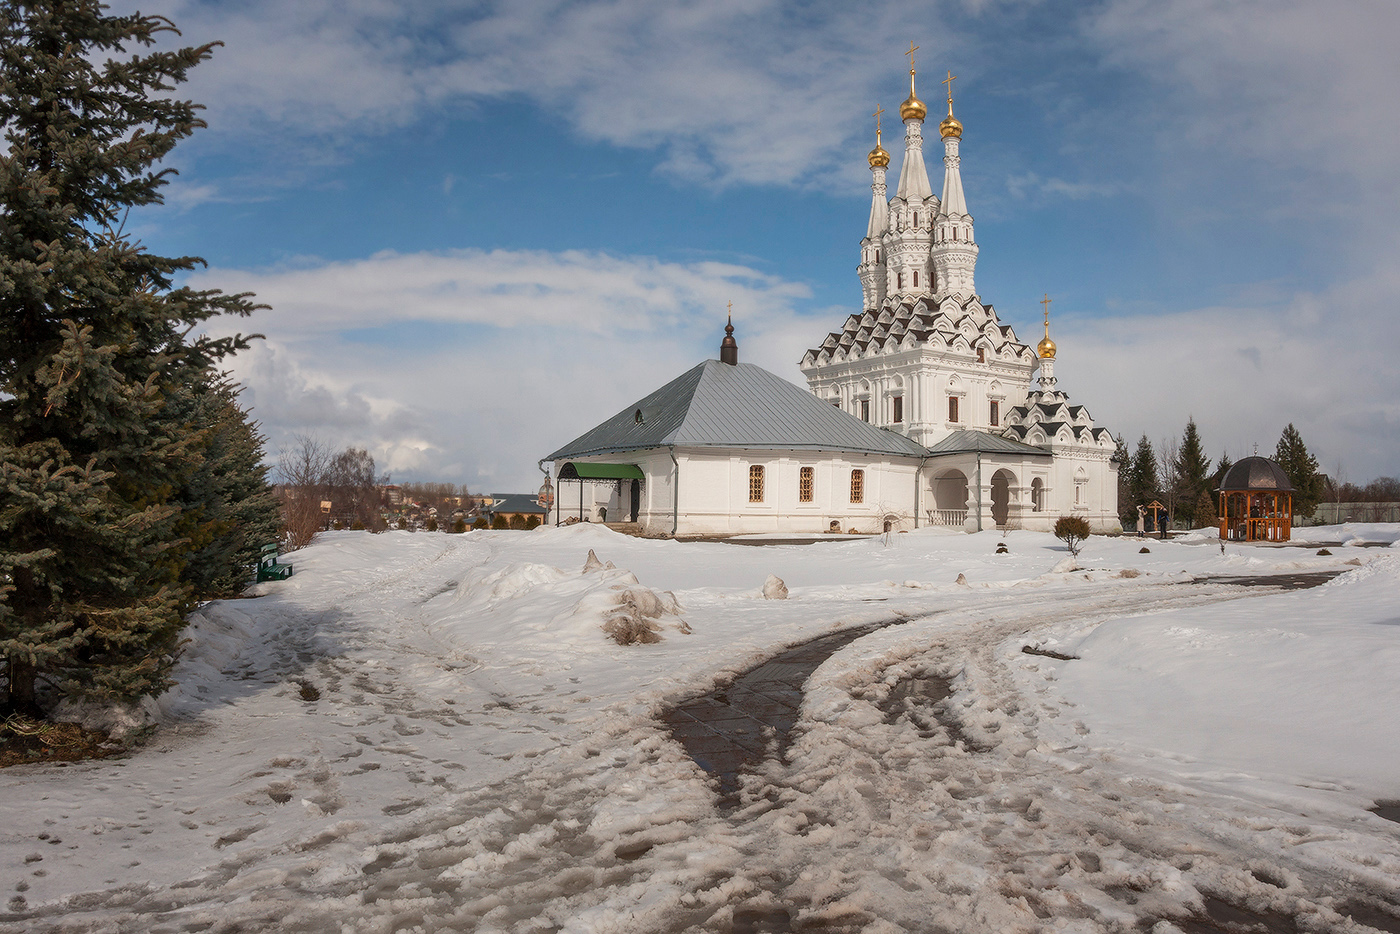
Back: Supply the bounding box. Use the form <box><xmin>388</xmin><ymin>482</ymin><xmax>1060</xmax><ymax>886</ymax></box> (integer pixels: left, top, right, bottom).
<box><xmin>1218</xmin><ymin>455</ymin><xmax>1295</xmax><ymax>542</ymax></box>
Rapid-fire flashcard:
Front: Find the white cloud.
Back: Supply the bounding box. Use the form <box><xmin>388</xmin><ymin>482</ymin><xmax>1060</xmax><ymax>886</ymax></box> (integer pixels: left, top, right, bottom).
<box><xmin>195</xmin><ymin>248</ymin><xmax>821</xmax><ymax>489</ymax></box>
<box><xmin>1060</xmin><ymin>265</ymin><xmax>1400</xmax><ymax>481</ymax></box>
<box><xmin>120</xmin><ymin>0</ymin><xmax>965</xmax><ymax>189</ymax></box>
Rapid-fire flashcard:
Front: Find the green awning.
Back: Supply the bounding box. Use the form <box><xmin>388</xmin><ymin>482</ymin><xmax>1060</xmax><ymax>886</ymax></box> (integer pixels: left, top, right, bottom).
<box><xmin>558</xmin><ymin>462</ymin><xmax>644</xmax><ymax>480</ymax></box>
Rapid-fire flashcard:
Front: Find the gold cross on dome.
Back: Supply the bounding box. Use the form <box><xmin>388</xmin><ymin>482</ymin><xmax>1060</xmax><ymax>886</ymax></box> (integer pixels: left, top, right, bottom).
<box><xmin>1041</xmin><ymin>293</ymin><xmax>1052</xmax><ymax>329</ymax></box>
<box><xmin>905</xmin><ymin>42</ymin><xmax>919</xmax><ymax>70</ymax></box>
<box><xmin>873</xmin><ymin>104</ymin><xmax>884</xmax><ymax>134</ymax></box>
<box><xmin>943</xmin><ymin>70</ymin><xmax>956</xmax><ymax>103</ymax></box>
<box><xmin>727</xmin><ymin>300</ymin><xmax>733</xmax><ymax>321</ymax></box>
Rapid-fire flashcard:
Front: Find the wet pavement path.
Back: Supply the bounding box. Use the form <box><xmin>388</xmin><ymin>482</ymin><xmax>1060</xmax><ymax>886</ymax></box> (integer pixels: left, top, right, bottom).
<box><xmin>661</xmin><ymin>616</ymin><xmax>913</xmax><ymax>808</ymax></box>
<box><xmin>663</xmin><ymin>569</ymin><xmax>1346</xmax><ymax>811</ymax></box>
<box><xmin>660</xmin><ymin>568</ymin><xmax>1383</xmax><ymax>934</ymax></box>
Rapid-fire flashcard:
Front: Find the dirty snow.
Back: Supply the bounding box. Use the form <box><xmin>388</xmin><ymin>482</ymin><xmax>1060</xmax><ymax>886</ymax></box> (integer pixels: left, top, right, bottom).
<box><xmin>1</xmin><ymin>524</ymin><xmax>1397</xmax><ymax>932</ymax></box>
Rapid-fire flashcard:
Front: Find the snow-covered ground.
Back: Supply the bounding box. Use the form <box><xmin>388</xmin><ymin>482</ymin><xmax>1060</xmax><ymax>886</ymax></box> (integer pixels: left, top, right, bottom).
<box><xmin>2</xmin><ymin>525</ymin><xmax>1397</xmax><ymax>932</ymax></box>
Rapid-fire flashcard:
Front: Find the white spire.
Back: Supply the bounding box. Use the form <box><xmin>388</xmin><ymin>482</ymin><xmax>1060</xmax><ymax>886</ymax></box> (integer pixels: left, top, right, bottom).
<box><xmin>867</xmin><ymin>167</ymin><xmax>889</xmax><ymax>238</ymax></box>
<box><xmin>936</xmin><ymin>69</ymin><xmax>966</xmax><ymax>214</ymax></box>
<box><xmin>859</xmin><ymin>107</ymin><xmax>890</xmax><ymax>311</ymax></box>
<box><xmin>931</xmin><ymin>71</ymin><xmax>977</xmax><ymax>297</ymax></box>
<box><xmin>895</xmin><ymin>54</ymin><xmax>933</xmax><ymax>202</ymax></box>
<box><xmin>939</xmin><ymin>135</ymin><xmax>967</xmax><ymax>215</ymax></box>
<box><xmin>866</xmin><ymin>108</ymin><xmax>889</xmax><ymax>238</ymax></box>
<box><xmin>895</xmin><ymin>114</ymin><xmax>934</xmax><ymax>202</ymax></box>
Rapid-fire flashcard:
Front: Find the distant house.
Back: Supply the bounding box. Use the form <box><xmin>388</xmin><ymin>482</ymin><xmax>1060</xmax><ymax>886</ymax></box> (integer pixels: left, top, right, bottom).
<box><xmin>484</xmin><ymin>493</ymin><xmax>548</xmax><ymax>527</ymax></box>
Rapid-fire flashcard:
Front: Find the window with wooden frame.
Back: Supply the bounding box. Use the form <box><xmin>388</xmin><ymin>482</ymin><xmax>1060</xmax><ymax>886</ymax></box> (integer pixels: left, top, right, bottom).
<box><xmin>748</xmin><ymin>465</ymin><xmax>764</xmax><ymax>503</ymax></box>
<box><xmin>799</xmin><ymin>466</ymin><xmax>814</xmax><ymax>503</ymax></box>
<box><xmin>859</xmin><ymin>399</ymin><xmax>870</xmax><ymax>422</ymax></box>
<box><xmin>850</xmin><ymin>469</ymin><xmax>865</xmax><ymax>504</ymax></box>
<box><xmin>989</xmin><ymin>400</ymin><xmax>1000</xmax><ymax>427</ymax></box>
<box><xmin>948</xmin><ymin>395</ymin><xmax>960</xmax><ymax>422</ymax></box>
<box><xmin>892</xmin><ymin>395</ymin><xmax>903</xmax><ymax>423</ymax></box>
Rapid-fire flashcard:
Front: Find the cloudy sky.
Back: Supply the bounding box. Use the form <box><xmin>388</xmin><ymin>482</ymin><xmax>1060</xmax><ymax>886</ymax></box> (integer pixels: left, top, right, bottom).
<box><xmin>116</xmin><ymin>0</ymin><xmax>1399</xmax><ymax>492</ymax></box>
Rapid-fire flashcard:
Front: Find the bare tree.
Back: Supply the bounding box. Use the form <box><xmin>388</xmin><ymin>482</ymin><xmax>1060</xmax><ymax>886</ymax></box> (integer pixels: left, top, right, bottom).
<box><xmin>327</xmin><ymin>447</ymin><xmax>387</xmax><ymax>530</ymax></box>
<box><xmin>1157</xmin><ymin>435</ymin><xmax>1181</xmax><ymax>529</ymax></box>
<box><xmin>277</xmin><ymin>435</ymin><xmax>333</xmax><ymax>549</ymax></box>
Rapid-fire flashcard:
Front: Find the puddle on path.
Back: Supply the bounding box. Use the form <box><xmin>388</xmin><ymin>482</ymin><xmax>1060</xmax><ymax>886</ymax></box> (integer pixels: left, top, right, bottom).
<box><xmin>1203</xmin><ymin>570</ymin><xmax>1346</xmax><ymax>590</ymax></box>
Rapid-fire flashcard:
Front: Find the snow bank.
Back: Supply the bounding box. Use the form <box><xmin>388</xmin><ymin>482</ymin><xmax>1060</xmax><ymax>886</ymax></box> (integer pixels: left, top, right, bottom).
<box><xmin>1052</xmin><ymin>555</ymin><xmax>1400</xmax><ymax>797</ymax></box>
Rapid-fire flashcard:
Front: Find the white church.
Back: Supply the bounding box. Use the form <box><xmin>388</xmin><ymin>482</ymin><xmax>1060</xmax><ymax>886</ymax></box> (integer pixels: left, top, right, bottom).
<box><xmin>545</xmin><ymin>62</ymin><xmax>1120</xmax><ymax>537</ymax></box>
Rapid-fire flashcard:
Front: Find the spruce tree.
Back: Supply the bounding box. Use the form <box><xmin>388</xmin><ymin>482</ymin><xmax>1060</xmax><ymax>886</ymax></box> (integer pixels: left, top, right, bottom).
<box><xmin>1213</xmin><ymin>451</ymin><xmax>1233</xmax><ymax>490</ymax></box>
<box><xmin>0</xmin><ymin>2</ymin><xmax>260</xmax><ymax>716</ymax></box>
<box><xmin>1113</xmin><ymin>434</ymin><xmax>1135</xmax><ymax>526</ymax></box>
<box><xmin>1174</xmin><ymin>418</ymin><xmax>1212</xmax><ymax>527</ymax></box>
<box><xmin>1275</xmin><ymin>423</ymin><xmax>1324</xmax><ymax>519</ymax></box>
<box><xmin>1128</xmin><ymin>435</ymin><xmax>1160</xmax><ymax>516</ymax></box>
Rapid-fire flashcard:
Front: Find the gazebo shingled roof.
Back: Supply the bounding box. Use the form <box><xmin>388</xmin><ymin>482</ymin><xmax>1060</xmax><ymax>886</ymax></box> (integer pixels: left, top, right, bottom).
<box><xmin>1218</xmin><ymin>455</ymin><xmax>1294</xmax><ymax>543</ymax></box>
<box><xmin>1218</xmin><ymin>456</ymin><xmax>1296</xmax><ymax>493</ymax></box>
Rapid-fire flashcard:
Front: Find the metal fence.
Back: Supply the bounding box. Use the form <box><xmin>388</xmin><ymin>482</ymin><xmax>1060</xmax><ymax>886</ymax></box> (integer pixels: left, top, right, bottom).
<box><xmin>1302</xmin><ymin>502</ymin><xmax>1400</xmax><ymax>525</ymax></box>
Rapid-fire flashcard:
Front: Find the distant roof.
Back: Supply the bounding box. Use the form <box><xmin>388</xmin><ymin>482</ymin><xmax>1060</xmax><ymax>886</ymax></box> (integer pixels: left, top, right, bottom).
<box><xmin>925</xmin><ymin>429</ymin><xmax>1052</xmax><ymax>458</ymax></box>
<box><xmin>1218</xmin><ymin>456</ymin><xmax>1296</xmax><ymax>493</ymax></box>
<box><xmin>546</xmin><ymin>360</ymin><xmax>927</xmax><ymax>460</ymax></box>
<box><xmin>486</xmin><ymin>493</ymin><xmax>547</xmax><ymax>514</ymax></box>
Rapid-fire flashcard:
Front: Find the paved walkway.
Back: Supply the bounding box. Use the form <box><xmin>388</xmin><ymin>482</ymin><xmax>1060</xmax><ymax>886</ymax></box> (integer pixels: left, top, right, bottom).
<box><xmin>663</xmin><ymin>570</ymin><xmax>1345</xmax><ymax>809</ymax></box>
<box><xmin>661</xmin><ymin>618</ymin><xmax>902</xmax><ymax>807</ymax></box>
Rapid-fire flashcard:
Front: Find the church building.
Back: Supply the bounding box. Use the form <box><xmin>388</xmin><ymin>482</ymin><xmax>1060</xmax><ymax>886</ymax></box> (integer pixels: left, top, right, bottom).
<box><xmin>545</xmin><ymin>60</ymin><xmax>1120</xmax><ymax>536</ymax></box>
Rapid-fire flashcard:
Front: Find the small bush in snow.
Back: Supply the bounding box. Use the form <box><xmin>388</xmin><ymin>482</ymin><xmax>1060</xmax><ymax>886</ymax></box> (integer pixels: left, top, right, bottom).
<box><xmin>1054</xmin><ymin>516</ymin><xmax>1091</xmax><ymax>556</ymax></box>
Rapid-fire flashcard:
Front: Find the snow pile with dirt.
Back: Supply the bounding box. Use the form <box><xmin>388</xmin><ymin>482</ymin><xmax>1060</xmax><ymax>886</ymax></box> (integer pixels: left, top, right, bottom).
<box><xmin>1</xmin><ymin>525</ymin><xmax>1397</xmax><ymax>932</ymax></box>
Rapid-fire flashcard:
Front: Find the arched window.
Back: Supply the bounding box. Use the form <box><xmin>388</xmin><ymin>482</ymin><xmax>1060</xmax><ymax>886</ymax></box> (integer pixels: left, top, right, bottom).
<box><xmin>1031</xmin><ymin>477</ymin><xmax>1044</xmax><ymax>512</ymax></box>
<box><xmin>748</xmin><ymin>465</ymin><xmax>764</xmax><ymax>503</ymax></box>
<box><xmin>912</xmin><ymin>270</ymin><xmax>919</xmax><ymax>288</ymax></box>
<box><xmin>912</xmin><ymin>211</ymin><xmax>919</xmax><ymax>227</ymax></box>
<box><xmin>897</xmin><ymin>272</ymin><xmax>904</xmax><ymax>289</ymax></box>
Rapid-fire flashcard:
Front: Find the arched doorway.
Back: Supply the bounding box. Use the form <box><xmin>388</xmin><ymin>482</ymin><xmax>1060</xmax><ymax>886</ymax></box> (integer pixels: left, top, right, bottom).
<box><xmin>1030</xmin><ymin>477</ymin><xmax>1044</xmax><ymax>512</ymax></box>
<box><xmin>990</xmin><ymin>469</ymin><xmax>1015</xmax><ymax>527</ymax></box>
<box><xmin>931</xmin><ymin>470</ymin><xmax>968</xmax><ymax>526</ymax></box>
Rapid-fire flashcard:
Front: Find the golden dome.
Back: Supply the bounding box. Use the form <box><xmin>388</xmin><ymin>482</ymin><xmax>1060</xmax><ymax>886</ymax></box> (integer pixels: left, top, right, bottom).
<box><xmin>868</xmin><ymin>143</ymin><xmax>889</xmax><ymax>167</ymax></box>
<box><xmin>900</xmin><ymin>68</ymin><xmax>926</xmax><ymax>121</ymax></box>
<box><xmin>939</xmin><ymin>112</ymin><xmax>963</xmax><ymax>139</ymax></box>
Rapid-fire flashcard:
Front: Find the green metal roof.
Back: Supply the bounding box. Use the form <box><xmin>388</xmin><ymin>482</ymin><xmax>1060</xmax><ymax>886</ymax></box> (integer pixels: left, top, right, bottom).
<box><xmin>559</xmin><ymin>462</ymin><xmax>645</xmax><ymax>480</ymax></box>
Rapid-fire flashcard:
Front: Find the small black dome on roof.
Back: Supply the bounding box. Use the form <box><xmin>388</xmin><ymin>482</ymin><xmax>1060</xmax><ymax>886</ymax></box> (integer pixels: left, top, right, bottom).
<box><xmin>1218</xmin><ymin>455</ymin><xmax>1295</xmax><ymax>492</ymax></box>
